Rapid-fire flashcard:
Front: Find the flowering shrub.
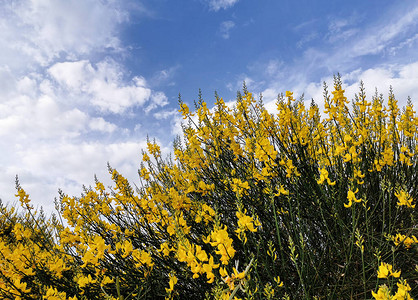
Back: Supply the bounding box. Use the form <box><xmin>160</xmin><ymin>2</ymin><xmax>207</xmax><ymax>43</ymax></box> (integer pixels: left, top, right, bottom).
<box><xmin>0</xmin><ymin>76</ymin><xmax>417</xmax><ymax>299</ymax></box>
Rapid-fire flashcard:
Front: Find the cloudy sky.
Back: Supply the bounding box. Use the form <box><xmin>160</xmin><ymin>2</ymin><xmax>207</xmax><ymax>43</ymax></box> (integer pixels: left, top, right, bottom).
<box><xmin>1</xmin><ymin>0</ymin><xmax>418</xmax><ymax>214</ymax></box>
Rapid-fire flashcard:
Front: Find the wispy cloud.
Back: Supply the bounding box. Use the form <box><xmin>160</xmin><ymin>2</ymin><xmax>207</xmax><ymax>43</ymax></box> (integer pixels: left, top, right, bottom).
<box><xmin>388</xmin><ymin>33</ymin><xmax>418</xmax><ymax>56</ymax></box>
<box><xmin>208</xmin><ymin>0</ymin><xmax>240</xmax><ymax>11</ymax></box>
<box><xmin>293</xmin><ymin>19</ymin><xmax>318</xmax><ymax>31</ymax></box>
<box><xmin>296</xmin><ymin>32</ymin><xmax>318</xmax><ymax>48</ymax></box>
<box><xmin>350</xmin><ymin>5</ymin><xmax>418</xmax><ymax>57</ymax></box>
<box><xmin>252</xmin><ymin>3</ymin><xmax>418</xmax><ymax>108</ymax></box>
<box><xmin>151</xmin><ymin>65</ymin><xmax>180</xmax><ymax>87</ymax></box>
<box><xmin>219</xmin><ymin>20</ymin><xmax>235</xmax><ymax>39</ymax></box>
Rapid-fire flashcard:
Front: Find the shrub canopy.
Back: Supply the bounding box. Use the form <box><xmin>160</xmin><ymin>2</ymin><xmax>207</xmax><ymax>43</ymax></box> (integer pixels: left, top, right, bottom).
<box><xmin>1</xmin><ymin>76</ymin><xmax>417</xmax><ymax>299</ymax></box>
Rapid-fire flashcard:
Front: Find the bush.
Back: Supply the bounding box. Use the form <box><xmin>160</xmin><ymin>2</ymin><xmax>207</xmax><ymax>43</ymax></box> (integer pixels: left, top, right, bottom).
<box><xmin>0</xmin><ymin>76</ymin><xmax>417</xmax><ymax>299</ymax></box>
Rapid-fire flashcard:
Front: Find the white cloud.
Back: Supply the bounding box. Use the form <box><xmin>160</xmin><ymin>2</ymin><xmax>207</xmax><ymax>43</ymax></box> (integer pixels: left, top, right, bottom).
<box><xmin>0</xmin><ymin>66</ymin><xmax>16</xmax><ymax>97</ymax></box>
<box><xmin>153</xmin><ymin>109</ymin><xmax>178</xmax><ymax>120</ymax></box>
<box><xmin>0</xmin><ymin>92</ymin><xmax>88</xmax><ymax>141</ymax></box>
<box><xmin>260</xmin><ymin>88</ymin><xmax>280</xmax><ymax>113</ymax></box>
<box><xmin>2</xmin><ymin>141</ymin><xmax>145</xmax><ymax>213</ymax></box>
<box><xmin>265</xmin><ymin>59</ymin><xmax>283</xmax><ymax>76</ymax></box>
<box><xmin>19</xmin><ymin>142</ymin><xmax>143</xmax><ymax>182</ymax></box>
<box><xmin>219</xmin><ymin>20</ymin><xmax>235</xmax><ymax>39</ymax></box>
<box><xmin>0</xmin><ymin>0</ymin><xmax>127</xmax><ymax>69</ymax></box>
<box><xmin>89</xmin><ymin>117</ymin><xmax>117</xmax><ymax>133</ymax></box>
<box><xmin>145</xmin><ymin>92</ymin><xmax>169</xmax><ymax>113</ymax></box>
<box><xmin>0</xmin><ymin>60</ymin><xmax>169</xmax><ymax>213</ymax></box>
<box><xmin>296</xmin><ymin>32</ymin><xmax>318</xmax><ymax>48</ymax></box>
<box><xmin>0</xmin><ymin>1</ymin><xmax>173</xmax><ymax>215</ymax></box>
<box><xmin>0</xmin><ymin>60</ymin><xmax>165</xmax><ymax>211</ymax></box>
<box><xmin>294</xmin><ymin>19</ymin><xmax>318</xmax><ymax>32</ymax></box>
<box><xmin>326</xmin><ymin>14</ymin><xmax>359</xmax><ymax>43</ymax></box>
<box><xmin>48</xmin><ymin>60</ymin><xmax>153</xmax><ymax>114</ymax></box>
<box><xmin>345</xmin><ymin>63</ymin><xmax>418</xmax><ymax>107</ymax></box>
<box><xmin>208</xmin><ymin>0</ymin><xmax>239</xmax><ymax>11</ymax></box>
<box><xmin>151</xmin><ymin>65</ymin><xmax>180</xmax><ymax>86</ymax></box>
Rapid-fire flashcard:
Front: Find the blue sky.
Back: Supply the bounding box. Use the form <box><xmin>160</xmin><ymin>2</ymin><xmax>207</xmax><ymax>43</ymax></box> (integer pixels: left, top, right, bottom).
<box><xmin>1</xmin><ymin>0</ymin><xmax>418</xmax><ymax>213</ymax></box>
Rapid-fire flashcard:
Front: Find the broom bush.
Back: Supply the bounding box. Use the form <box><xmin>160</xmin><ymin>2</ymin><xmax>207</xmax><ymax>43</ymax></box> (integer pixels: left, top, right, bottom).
<box><xmin>0</xmin><ymin>75</ymin><xmax>417</xmax><ymax>299</ymax></box>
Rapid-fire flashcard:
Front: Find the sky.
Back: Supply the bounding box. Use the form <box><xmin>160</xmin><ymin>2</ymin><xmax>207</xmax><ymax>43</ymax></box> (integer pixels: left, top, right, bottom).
<box><xmin>1</xmin><ymin>0</ymin><xmax>418</xmax><ymax>214</ymax></box>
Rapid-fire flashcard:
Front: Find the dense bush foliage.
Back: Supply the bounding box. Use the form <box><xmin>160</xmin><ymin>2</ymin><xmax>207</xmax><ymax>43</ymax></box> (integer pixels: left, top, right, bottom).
<box><xmin>1</xmin><ymin>76</ymin><xmax>417</xmax><ymax>299</ymax></box>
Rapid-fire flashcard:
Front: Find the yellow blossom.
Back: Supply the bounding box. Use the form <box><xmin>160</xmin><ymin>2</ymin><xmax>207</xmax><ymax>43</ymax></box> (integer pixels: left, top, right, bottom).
<box><xmin>393</xmin><ymin>280</ymin><xmax>413</xmax><ymax>300</ymax></box>
<box><xmin>391</xmin><ymin>233</ymin><xmax>418</xmax><ymax>249</ymax></box>
<box><xmin>377</xmin><ymin>262</ymin><xmax>401</xmax><ymax>279</ymax></box>
<box><xmin>77</xmin><ymin>274</ymin><xmax>96</xmax><ymax>288</ymax></box>
<box><xmin>274</xmin><ymin>276</ymin><xmax>284</xmax><ymax>287</ymax></box>
<box><xmin>14</xmin><ymin>278</ymin><xmax>31</xmax><ymax>294</ymax></box>
<box><xmin>344</xmin><ymin>189</ymin><xmax>361</xmax><ymax>208</ymax></box>
<box><xmin>395</xmin><ymin>190</ymin><xmax>415</xmax><ymax>208</ymax></box>
<box><xmin>43</xmin><ymin>286</ymin><xmax>67</xmax><ymax>300</ymax></box>
<box><xmin>372</xmin><ymin>284</ymin><xmax>391</xmax><ymax>300</ymax></box>
<box><xmin>317</xmin><ymin>168</ymin><xmax>335</xmax><ymax>185</ymax></box>
<box><xmin>165</xmin><ymin>273</ymin><xmax>178</xmax><ymax>293</ymax></box>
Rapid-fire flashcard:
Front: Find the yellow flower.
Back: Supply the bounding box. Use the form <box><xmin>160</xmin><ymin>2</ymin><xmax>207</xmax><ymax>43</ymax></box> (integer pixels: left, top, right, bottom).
<box><xmin>231</xmin><ymin>178</ymin><xmax>250</xmax><ymax>197</ymax></box>
<box><xmin>43</xmin><ymin>286</ymin><xmax>67</xmax><ymax>300</ymax></box>
<box><xmin>317</xmin><ymin>168</ymin><xmax>335</xmax><ymax>185</ymax></box>
<box><xmin>94</xmin><ymin>235</ymin><xmax>109</xmax><ymax>255</ymax></box>
<box><xmin>15</xmin><ymin>188</ymin><xmax>33</xmax><ymax>209</ymax></box>
<box><xmin>140</xmin><ymin>167</ymin><xmax>150</xmax><ymax>180</ymax></box>
<box><xmin>195</xmin><ymin>245</ymin><xmax>208</xmax><ymax>262</ymax></box>
<box><xmin>166</xmin><ymin>223</ymin><xmax>176</xmax><ymax>236</ymax></box>
<box><xmin>285</xmin><ymin>91</ymin><xmax>293</xmax><ymax>98</ymax></box>
<box><xmin>165</xmin><ymin>273</ymin><xmax>178</xmax><ymax>293</ymax></box>
<box><xmin>205</xmin><ymin>225</ymin><xmax>236</xmax><ymax>265</ymax></box>
<box><xmin>275</xmin><ymin>185</ymin><xmax>289</xmax><ymax>196</ymax></box>
<box><xmin>159</xmin><ymin>242</ymin><xmax>173</xmax><ymax>257</ymax></box>
<box><xmin>391</xmin><ymin>233</ymin><xmax>418</xmax><ymax>248</ymax></box>
<box><xmin>343</xmin><ymin>153</ymin><xmax>351</xmax><ymax>162</ymax></box>
<box><xmin>395</xmin><ymin>190</ymin><xmax>415</xmax><ymax>208</ymax></box>
<box><xmin>142</xmin><ymin>152</ymin><xmax>150</xmax><ymax>162</ymax></box>
<box><xmin>179</xmin><ymin>103</ymin><xmax>190</xmax><ymax>119</ymax></box>
<box><xmin>377</xmin><ymin>262</ymin><xmax>400</xmax><ymax>279</ymax></box>
<box><xmin>219</xmin><ymin>267</ymin><xmax>228</xmax><ymax>278</ymax></box>
<box><xmin>202</xmin><ymin>255</ymin><xmax>219</xmax><ymax>283</ymax></box>
<box><xmin>147</xmin><ymin>141</ymin><xmax>161</xmax><ymax>157</ymax></box>
<box><xmin>263</xmin><ymin>282</ymin><xmax>275</xmax><ymax>299</ymax></box>
<box><xmin>77</xmin><ymin>274</ymin><xmax>96</xmax><ymax>288</ymax></box>
<box><xmin>49</xmin><ymin>258</ymin><xmax>69</xmax><ymax>279</ymax></box>
<box><xmin>344</xmin><ymin>189</ymin><xmax>361</xmax><ymax>208</ymax></box>
<box><xmin>14</xmin><ymin>278</ymin><xmax>31</xmax><ymax>294</ymax></box>
<box><xmin>101</xmin><ymin>276</ymin><xmax>114</xmax><ymax>286</ymax></box>
<box><xmin>393</xmin><ymin>280</ymin><xmax>412</xmax><ymax>300</ymax></box>
<box><xmin>236</xmin><ymin>210</ymin><xmax>259</xmax><ymax>234</ymax></box>
<box><xmin>377</xmin><ymin>263</ymin><xmax>390</xmax><ymax>278</ymax></box>
<box><xmin>274</xmin><ymin>276</ymin><xmax>284</xmax><ymax>287</ymax></box>
<box><xmin>132</xmin><ymin>249</ymin><xmax>154</xmax><ymax>268</ymax></box>
<box><xmin>372</xmin><ymin>284</ymin><xmax>391</xmax><ymax>300</ymax></box>
<box><xmin>343</xmin><ymin>134</ymin><xmax>352</xmax><ymax>144</ymax></box>
<box><xmin>121</xmin><ymin>240</ymin><xmax>133</xmax><ymax>258</ymax></box>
